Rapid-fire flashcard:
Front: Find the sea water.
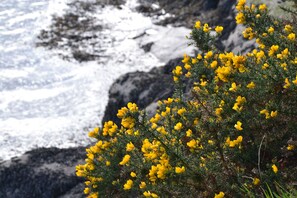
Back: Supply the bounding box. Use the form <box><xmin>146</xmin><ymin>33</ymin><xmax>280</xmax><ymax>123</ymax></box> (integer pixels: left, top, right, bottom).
<box><xmin>0</xmin><ymin>0</ymin><xmax>192</xmax><ymax>161</ymax></box>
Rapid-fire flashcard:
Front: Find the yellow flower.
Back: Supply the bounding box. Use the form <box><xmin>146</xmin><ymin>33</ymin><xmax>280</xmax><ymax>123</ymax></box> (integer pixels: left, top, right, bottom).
<box><xmin>260</xmin><ymin>109</ymin><xmax>270</xmax><ymax>119</ymax></box>
<box><xmin>205</xmin><ymin>51</ymin><xmax>213</xmax><ymax>59</ymax></box>
<box><xmin>282</xmin><ymin>48</ymin><xmax>289</xmax><ymax>58</ymax></box>
<box><xmin>215</xmin><ymin>107</ymin><xmax>223</xmax><ymax>116</ymax></box>
<box><xmin>215</xmin><ymin>26</ymin><xmax>224</xmax><ymax>33</ymax></box>
<box><xmin>214</xmin><ymin>191</ymin><xmax>225</xmax><ymax>198</ymax></box>
<box><xmin>203</xmin><ymin>23</ymin><xmax>211</xmax><ymax>32</ymax></box>
<box><xmin>234</xmin><ymin>121</ymin><xmax>243</xmax><ymax>131</ymax></box>
<box><xmin>272</xmin><ymin>164</ymin><xmax>278</xmax><ymax>173</ymax></box>
<box><xmin>208</xmin><ymin>140</ymin><xmax>214</xmax><ymax>145</ymax></box>
<box><xmin>262</xmin><ymin>63</ymin><xmax>269</xmax><ymax>70</ymax></box>
<box><xmin>232</xmin><ymin>103</ymin><xmax>241</xmax><ymax>112</ymax></box>
<box><xmin>211</xmin><ymin>60</ymin><xmax>218</xmax><ymax>68</ymax></box>
<box><xmin>259</xmin><ymin>4</ymin><xmax>267</xmax><ymax>11</ymax></box>
<box><xmin>88</xmin><ymin>127</ymin><xmax>99</xmax><ymax>138</ymax></box>
<box><xmin>173</xmin><ymin>76</ymin><xmax>179</xmax><ymax>82</ymax></box>
<box><xmin>229</xmin><ymin>140</ymin><xmax>236</xmax><ymax>148</ymax></box>
<box><xmin>105</xmin><ymin>161</ymin><xmax>111</xmax><ymax>166</ymax></box>
<box><xmin>173</xmin><ymin>66</ymin><xmax>183</xmax><ymax>76</ymax></box>
<box><xmin>270</xmin><ymin>111</ymin><xmax>277</xmax><ymax>118</ymax></box>
<box><xmin>215</xmin><ymin>66</ymin><xmax>232</xmax><ymax>82</ymax></box>
<box><xmin>236</xmin><ymin>12</ymin><xmax>245</xmax><ymax>24</ymax></box>
<box><xmin>123</xmin><ymin>179</ymin><xmax>133</xmax><ymax>190</ymax></box>
<box><xmin>175</xmin><ymin>166</ymin><xmax>186</xmax><ymax>174</ymax></box>
<box><xmin>187</xmin><ymin>139</ymin><xmax>197</xmax><ymax>148</ymax></box>
<box><xmin>269</xmin><ymin>45</ymin><xmax>279</xmax><ymax>56</ymax></box>
<box><xmin>84</xmin><ymin>187</ymin><xmax>90</xmax><ymax>195</ymax></box>
<box><xmin>184</xmin><ymin>63</ymin><xmax>191</xmax><ymax>70</ymax></box>
<box><xmin>127</xmin><ymin>102</ymin><xmax>138</xmax><ymax>112</ymax></box>
<box><xmin>284</xmin><ymin>25</ymin><xmax>292</xmax><ymax>33</ymax></box>
<box><xmin>236</xmin><ymin>96</ymin><xmax>246</xmax><ymax>104</ymax></box>
<box><xmin>150</xmin><ymin>113</ymin><xmax>161</xmax><ymax>123</ymax></box>
<box><xmin>143</xmin><ymin>191</ymin><xmax>158</xmax><ymax>198</ymax></box>
<box><xmin>229</xmin><ymin>82</ymin><xmax>237</xmax><ymax>92</ymax></box>
<box><xmin>284</xmin><ymin>78</ymin><xmax>291</xmax><ymax>89</ymax></box>
<box><xmin>117</xmin><ymin>107</ymin><xmax>128</xmax><ymax>118</ymax></box>
<box><xmin>121</xmin><ymin>117</ymin><xmax>135</xmax><ymax>129</ymax></box>
<box><xmin>236</xmin><ymin>0</ymin><xmax>246</xmax><ymax>11</ymax></box>
<box><xmin>260</xmin><ymin>109</ymin><xmax>268</xmax><ymax>114</ymax></box>
<box><xmin>256</xmin><ymin>50</ymin><xmax>265</xmax><ymax>61</ymax></box>
<box><xmin>236</xmin><ymin>136</ymin><xmax>243</xmax><ymax>144</ymax></box>
<box><xmin>287</xmin><ymin>144</ymin><xmax>295</xmax><ymax>150</ymax></box>
<box><xmin>139</xmin><ymin>181</ymin><xmax>146</xmax><ymax>189</ymax></box>
<box><xmin>177</xmin><ymin>108</ymin><xmax>186</xmax><ymax>116</ymax></box>
<box><xmin>119</xmin><ymin>154</ymin><xmax>131</xmax><ymax>165</ymax></box>
<box><xmin>186</xmin><ymin>129</ymin><xmax>192</xmax><ymax>137</ymax></box>
<box><xmin>247</xmin><ymin>81</ymin><xmax>255</xmax><ymax>89</ymax></box>
<box><xmin>281</xmin><ymin>63</ymin><xmax>287</xmax><ymax>70</ymax></box>
<box><xmin>151</xmin><ymin>122</ymin><xmax>157</xmax><ymax>129</ymax></box>
<box><xmin>130</xmin><ymin>172</ymin><xmax>137</xmax><ymax>177</ymax></box>
<box><xmin>253</xmin><ymin>178</ymin><xmax>260</xmax><ymax>185</ymax></box>
<box><xmin>192</xmin><ymin>58</ymin><xmax>197</xmax><ymax>64</ymax></box>
<box><xmin>268</xmin><ymin>27</ymin><xmax>274</xmax><ymax>34</ymax></box>
<box><xmin>288</xmin><ymin>33</ymin><xmax>295</xmax><ymax>41</ymax></box>
<box><xmin>174</xmin><ymin>122</ymin><xmax>183</xmax><ymax>130</ymax></box>
<box><xmin>182</xmin><ymin>54</ymin><xmax>190</xmax><ymax>63</ymax></box>
<box><xmin>195</xmin><ymin>21</ymin><xmax>201</xmax><ymax>29</ymax></box>
<box><xmin>200</xmin><ymin>79</ymin><xmax>207</xmax><ymax>87</ymax></box>
<box><xmin>185</xmin><ymin>72</ymin><xmax>192</xmax><ymax>78</ymax></box>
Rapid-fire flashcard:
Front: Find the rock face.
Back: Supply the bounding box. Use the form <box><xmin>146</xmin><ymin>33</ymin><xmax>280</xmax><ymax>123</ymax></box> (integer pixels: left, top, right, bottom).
<box><xmin>137</xmin><ymin>0</ymin><xmax>237</xmax><ymax>42</ymax></box>
<box><xmin>0</xmin><ymin>147</ymin><xmax>86</xmax><ymax>198</ymax></box>
<box><xmin>102</xmin><ymin>58</ymin><xmax>182</xmax><ymax>125</ymax></box>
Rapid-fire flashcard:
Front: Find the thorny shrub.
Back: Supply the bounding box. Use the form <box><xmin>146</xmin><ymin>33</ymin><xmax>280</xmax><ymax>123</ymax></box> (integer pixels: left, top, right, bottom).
<box><xmin>76</xmin><ymin>1</ymin><xmax>297</xmax><ymax>197</ymax></box>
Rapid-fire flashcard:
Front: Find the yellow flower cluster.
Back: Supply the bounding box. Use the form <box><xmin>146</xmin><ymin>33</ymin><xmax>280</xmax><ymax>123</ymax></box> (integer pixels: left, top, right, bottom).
<box><xmin>226</xmin><ymin>136</ymin><xmax>243</xmax><ymax>148</ymax></box>
<box><xmin>233</xmin><ymin>96</ymin><xmax>246</xmax><ymax>112</ymax></box>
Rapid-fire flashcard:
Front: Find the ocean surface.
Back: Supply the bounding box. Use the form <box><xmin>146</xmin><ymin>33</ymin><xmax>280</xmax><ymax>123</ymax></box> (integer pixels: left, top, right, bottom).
<box><xmin>0</xmin><ymin>0</ymin><xmax>192</xmax><ymax>161</ymax></box>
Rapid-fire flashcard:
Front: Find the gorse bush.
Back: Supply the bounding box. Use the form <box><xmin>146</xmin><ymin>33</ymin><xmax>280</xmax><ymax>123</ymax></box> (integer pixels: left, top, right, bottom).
<box><xmin>76</xmin><ymin>0</ymin><xmax>297</xmax><ymax>197</ymax></box>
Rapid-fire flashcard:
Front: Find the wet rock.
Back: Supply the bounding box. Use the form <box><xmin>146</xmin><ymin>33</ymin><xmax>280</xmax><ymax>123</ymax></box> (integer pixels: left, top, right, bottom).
<box><xmin>0</xmin><ymin>147</ymin><xmax>86</xmax><ymax>198</ymax></box>
<box><xmin>203</xmin><ymin>0</ymin><xmax>220</xmax><ymax>10</ymax></box>
<box><xmin>137</xmin><ymin>0</ymin><xmax>236</xmax><ymax>30</ymax></box>
<box><xmin>36</xmin><ymin>0</ymin><xmax>109</xmax><ymax>62</ymax></box>
<box><xmin>136</xmin><ymin>0</ymin><xmax>237</xmax><ymax>52</ymax></box>
<box><xmin>102</xmin><ymin>58</ymin><xmax>183</xmax><ymax>125</ymax></box>
<box><xmin>141</xmin><ymin>42</ymin><xmax>154</xmax><ymax>52</ymax></box>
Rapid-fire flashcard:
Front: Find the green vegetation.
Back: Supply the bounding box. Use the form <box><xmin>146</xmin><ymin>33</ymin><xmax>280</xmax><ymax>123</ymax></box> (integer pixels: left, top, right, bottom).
<box><xmin>76</xmin><ymin>0</ymin><xmax>297</xmax><ymax>197</ymax></box>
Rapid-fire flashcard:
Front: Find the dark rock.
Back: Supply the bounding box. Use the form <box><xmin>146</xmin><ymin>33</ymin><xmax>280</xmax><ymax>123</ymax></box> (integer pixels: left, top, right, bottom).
<box><xmin>0</xmin><ymin>147</ymin><xmax>86</xmax><ymax>198</ymax></box>
<box><xmin>136</xmin><ymin>0</ymin><xmax>237</xmax><ymax>52</ymax></box>
<box><xmin>203</xmin><ymin>0</ymin><xmax>220</xmax><ymax>10</ymax></box>
<box><xmin>36</xmin><ymin>0</ymin><xmax>106</xmax><ymax>62</ymax></box>
<box><xmin>72</xmin><ymin>50</ymin><xmax>99</xmax><ymax>62</ymax></box>
<box><xmin>141</xmin><ymin>42</ymin><xmax>154</xmax><ymax>52</ymax></box>
<box><xmin>101</xmin><ymin>58</ymin><xmax>183</xmax><ymax>125</ymax></box>
<box><xmin>137</xmin><ymin>0</ymin><xmax>236</xmax><ymax>29</ymax></box>
<box><xmin>135</xmin><ymin>4</ymin><xmax>155</xmax><ymax>13</ymax></box>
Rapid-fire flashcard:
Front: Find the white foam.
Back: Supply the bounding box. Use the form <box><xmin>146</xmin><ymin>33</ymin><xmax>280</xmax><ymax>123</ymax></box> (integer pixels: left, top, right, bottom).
<box><xmin>0</xmin><ymin>0</ymin><xmax>194</xmax><ymax>161</ymax></box>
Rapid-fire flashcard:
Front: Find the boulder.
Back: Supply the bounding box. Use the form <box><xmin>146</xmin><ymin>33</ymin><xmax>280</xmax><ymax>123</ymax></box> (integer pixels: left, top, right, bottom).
<box><xmin>0</xmin><ymin>147</ymin><xmax>86</xmax><ymax>198</ymax></box>
<box><xmin>102</xmin><ymin>58</ymin><xmax>182</xmax><ymax>125</ymax></box>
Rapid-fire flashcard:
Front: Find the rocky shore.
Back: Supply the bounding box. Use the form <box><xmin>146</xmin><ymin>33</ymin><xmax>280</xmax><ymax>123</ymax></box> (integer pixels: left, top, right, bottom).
<box><xmin>0</xmin><ymin>0</ymin><xmax>291</xmax><ymax>197</ymax></box>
